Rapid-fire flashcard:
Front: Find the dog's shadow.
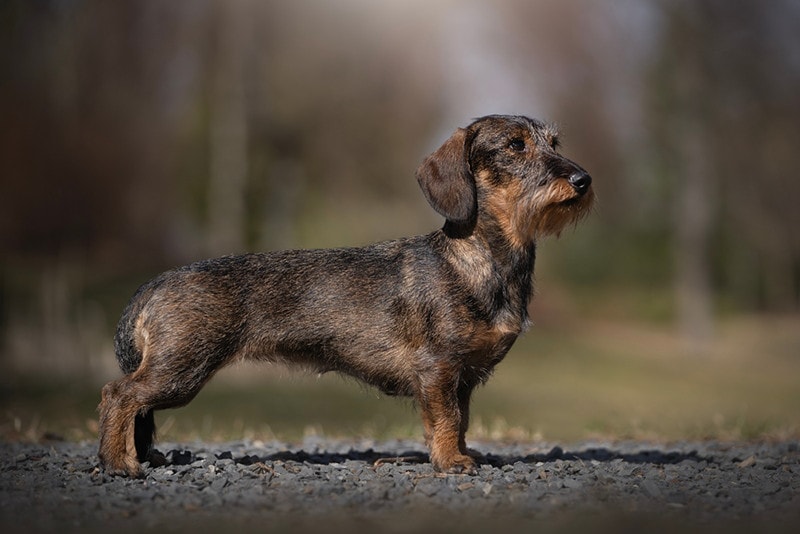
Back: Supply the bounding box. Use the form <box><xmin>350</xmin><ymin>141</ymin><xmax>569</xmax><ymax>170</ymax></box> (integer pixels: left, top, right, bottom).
<box><xmin>180</xmin><ymin>444</ymin><xmax>710</xmax><ymax>470</ymax></box>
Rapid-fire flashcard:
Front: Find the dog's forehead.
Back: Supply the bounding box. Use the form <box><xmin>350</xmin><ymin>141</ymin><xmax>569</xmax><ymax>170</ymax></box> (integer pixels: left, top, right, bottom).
<box><xmin>471</xmin><ymin>115</ymin><xmax>558</xmax><ymax>142</ymax></box>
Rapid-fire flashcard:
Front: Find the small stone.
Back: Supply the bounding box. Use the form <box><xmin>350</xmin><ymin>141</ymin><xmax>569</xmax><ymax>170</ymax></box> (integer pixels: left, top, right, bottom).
<box><xmin>210</xmin><ymin>476</ymin><xmax>228</xmax><ymax>492</ymax></box>
<box><xmin>641</xmin><ymin>479</ymin><xmax>662</xmax><ymax>498</ymax></box>
<box><xmin>168</xmin><ymin>450</ymin><xmax>193</xmax><ymax>466</ymax></box>
<box><xmin>414</xmin><ymin>478</ymin><xmax>441</xmax><ymax>496</ymax></box>
<box><xmin>737</xmin><ymin>455</ymin><xmax>756</xmax><ymax>468</ymax></box>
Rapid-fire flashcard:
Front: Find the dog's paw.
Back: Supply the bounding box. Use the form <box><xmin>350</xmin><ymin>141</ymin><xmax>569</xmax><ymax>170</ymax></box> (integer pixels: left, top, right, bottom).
<box><xmin>433</xmin><ymin>453</ymin><xmax>477</xmax><ymax>475</ymax></box>
<box><xmin>99</xmin><ymin>455</ymin><xmax>144</xmax><ymax>479</ymax></box>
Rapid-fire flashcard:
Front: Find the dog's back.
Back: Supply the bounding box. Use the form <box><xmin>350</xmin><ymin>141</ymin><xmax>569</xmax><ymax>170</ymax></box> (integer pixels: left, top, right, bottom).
<box><xmin>113</xmin><ymin>233</ymin><xmax>511</xmax><ymax>394</ymax></box>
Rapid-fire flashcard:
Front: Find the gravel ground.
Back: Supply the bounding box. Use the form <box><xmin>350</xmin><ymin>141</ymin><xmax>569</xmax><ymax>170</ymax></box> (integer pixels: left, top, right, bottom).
<box><xmin>2</xmin><ymin>437</ymin><xmax>799</xmax><ymax>533</ymax></box>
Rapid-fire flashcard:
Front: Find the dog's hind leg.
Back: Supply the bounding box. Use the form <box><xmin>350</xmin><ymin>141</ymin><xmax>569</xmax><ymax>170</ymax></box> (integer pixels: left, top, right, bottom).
<box><xmin>98</xmin><ymin>377</ymin><xmax>149</xmax><ymax>478</ymax></box>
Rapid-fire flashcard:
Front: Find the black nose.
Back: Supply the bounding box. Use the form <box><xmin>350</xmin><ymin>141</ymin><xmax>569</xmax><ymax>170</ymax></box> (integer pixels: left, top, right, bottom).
<box><xmin>568</xmin><ymin>171</ymin><xmax>592</xmax><ymax>195</ymax></box>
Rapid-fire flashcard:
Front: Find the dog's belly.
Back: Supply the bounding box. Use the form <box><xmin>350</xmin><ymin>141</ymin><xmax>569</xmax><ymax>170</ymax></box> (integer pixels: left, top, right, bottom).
<box><xmin>250</xmin><ymin>326</ymin><xmax>419</xmax><ymax>397</ymax></box>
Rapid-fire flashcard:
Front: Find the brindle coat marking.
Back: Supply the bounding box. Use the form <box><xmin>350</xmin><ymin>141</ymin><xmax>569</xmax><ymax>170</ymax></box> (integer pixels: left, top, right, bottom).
<box><xmin>98</xmin><ymin>115</ymin><xmax>594</xmax><ymax>477</ymax></box>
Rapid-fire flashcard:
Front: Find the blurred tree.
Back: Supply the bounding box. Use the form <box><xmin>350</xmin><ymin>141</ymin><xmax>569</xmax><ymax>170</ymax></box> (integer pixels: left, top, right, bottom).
<box><xmin>3</xmin><ymin>0</ymin><xmax>799</xmax><ymax>378</ymax></box>
<box><xmin>0</xmin><ymin>1</ymin><xmax>190</xmax><ymax>266</ymax></box>
<box><xmin>206</xmin><ymin>0</ymin><xmax>250</xmax><ymax>256</ymax></box>
<box><xmin>649</xmin><ymin>1</ymin><xmax>716</xmax><ymax>346</ymax></box>
<box><xmin>648</xmin><ymin>0</ymin><xmax>800</xmax><ymax>314</ymax></box>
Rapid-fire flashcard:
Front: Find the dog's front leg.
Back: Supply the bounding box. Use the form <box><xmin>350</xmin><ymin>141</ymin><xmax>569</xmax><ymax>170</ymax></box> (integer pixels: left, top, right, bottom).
<box><xmin>416</xmin><ymin>365</ymin><xmax>477</xmax><ymax>475</ymax></box>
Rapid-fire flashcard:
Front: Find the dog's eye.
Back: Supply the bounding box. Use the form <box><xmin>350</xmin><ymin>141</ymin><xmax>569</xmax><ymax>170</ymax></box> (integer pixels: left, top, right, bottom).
<box><xmin>508</xmin><ymin>138</ymin><xmax>526</xmax><ymax>152</ymax></box>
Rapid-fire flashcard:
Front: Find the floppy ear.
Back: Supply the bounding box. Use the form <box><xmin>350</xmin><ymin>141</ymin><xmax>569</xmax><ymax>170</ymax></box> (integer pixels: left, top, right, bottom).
<box><xmin>415</xmin><ymin>128</ymin><xmax>477</xmax><ymax>225</ymax></box>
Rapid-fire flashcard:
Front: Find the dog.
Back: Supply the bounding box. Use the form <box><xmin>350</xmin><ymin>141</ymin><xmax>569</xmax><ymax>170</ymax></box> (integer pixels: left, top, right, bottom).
<box><xmin>98</xmin><ymin>114</ymin><xmax>594</xmax><ymax>477</ymax></box>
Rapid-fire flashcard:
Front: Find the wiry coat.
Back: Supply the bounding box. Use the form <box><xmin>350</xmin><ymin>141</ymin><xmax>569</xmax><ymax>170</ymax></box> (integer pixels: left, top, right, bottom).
<box><xmin>98</xmin><ymin>115</ymin><xmax>593</xmax><ymax>477</ymax></box>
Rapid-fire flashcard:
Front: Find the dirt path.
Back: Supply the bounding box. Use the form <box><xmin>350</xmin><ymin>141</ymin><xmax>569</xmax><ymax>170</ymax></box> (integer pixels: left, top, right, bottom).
<box><xmin>2</xmin><ymin>438</ymin><xmax>798</xmax><ymax>532</ymax></box>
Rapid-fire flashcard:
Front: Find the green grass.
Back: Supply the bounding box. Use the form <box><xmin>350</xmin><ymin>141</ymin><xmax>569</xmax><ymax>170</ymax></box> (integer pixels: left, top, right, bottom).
<box><xmin>2</xmin><ymin>315</ymin><xmax>799</xmax><ymax>444</ymax></box>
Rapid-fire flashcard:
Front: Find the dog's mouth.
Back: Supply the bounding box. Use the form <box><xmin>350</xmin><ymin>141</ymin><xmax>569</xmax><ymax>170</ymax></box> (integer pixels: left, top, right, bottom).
<box><xmin>557</xmin><ymin>184</ymin><xmax>593</xmax><ymax>208</ymax></box>
<box><xmin>561</xmin><ymin>190</ymin><xmax>592</xmax><ymax>207</ymax></box>
<box><xmin>560</xmin><ymin>195</ymin><xmax>583</xmax><ymax>207</ymax></box>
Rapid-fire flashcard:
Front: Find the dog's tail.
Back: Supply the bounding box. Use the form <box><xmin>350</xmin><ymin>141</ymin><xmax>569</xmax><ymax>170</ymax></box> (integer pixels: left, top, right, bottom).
<box><xmin>113</xmin><ymin>294</ymin><xmax>147</xmax><ymax>375</ymax></box>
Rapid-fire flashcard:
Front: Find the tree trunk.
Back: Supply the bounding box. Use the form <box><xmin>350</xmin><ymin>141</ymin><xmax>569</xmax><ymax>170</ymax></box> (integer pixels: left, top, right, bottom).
<box><xmin>674</xmin><ymin>120</ymin><xmax>714</xmax><ymax>350</ymax></box>
<box><xmin>207</xmin><ymin>3</ymin><xmax>249</xmax><ymax>256</ymax></box>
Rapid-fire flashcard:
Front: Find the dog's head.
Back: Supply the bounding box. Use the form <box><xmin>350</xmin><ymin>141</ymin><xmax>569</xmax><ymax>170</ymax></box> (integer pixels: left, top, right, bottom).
<box><xmin>416</xmin><ymin>115</ymin><xmax>594</xmax><ymax>246</ymax></box>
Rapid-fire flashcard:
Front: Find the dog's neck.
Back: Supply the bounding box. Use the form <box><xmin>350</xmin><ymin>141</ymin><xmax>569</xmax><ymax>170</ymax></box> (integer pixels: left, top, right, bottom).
<box><xmin>436</xmin><ymin>225</ymin><xmax>536</xmax><ymax>330</ymax></box>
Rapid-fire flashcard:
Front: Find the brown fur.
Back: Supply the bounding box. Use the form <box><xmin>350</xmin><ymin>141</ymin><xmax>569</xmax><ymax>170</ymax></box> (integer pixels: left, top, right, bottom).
<box><xmin>98</xmin><ymin>115</ymin><xmax>594</xmax><ymax>477</ymax></box>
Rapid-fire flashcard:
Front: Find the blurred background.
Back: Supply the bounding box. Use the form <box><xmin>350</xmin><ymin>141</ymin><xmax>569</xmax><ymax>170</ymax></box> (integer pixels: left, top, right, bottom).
<box><xmin>1</xmin><ymin>0</ymin><xmax>799</xmax><ymax>444</ymax></box>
